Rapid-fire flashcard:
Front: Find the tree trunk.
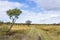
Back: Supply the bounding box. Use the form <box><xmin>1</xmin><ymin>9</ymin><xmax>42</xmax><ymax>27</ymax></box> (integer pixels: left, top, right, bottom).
<box><xmin>7</xmin><ymin>19</ymin><xmax>15</xmax><ymax>32</ymax></box>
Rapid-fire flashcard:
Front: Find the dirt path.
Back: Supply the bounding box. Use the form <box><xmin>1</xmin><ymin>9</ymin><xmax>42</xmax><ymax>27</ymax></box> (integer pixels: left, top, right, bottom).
<box><xmin>22</xmin><ymin>27</ymin><xmax>42</xmax><ymax>40</ymax></box>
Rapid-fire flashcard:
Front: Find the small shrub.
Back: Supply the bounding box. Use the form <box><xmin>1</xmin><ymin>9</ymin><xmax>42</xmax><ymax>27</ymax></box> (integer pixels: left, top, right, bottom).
<box><xmin>57</xmin><ymin>31</ymin><xmax>60</xmax><ymax>35</ymax></box>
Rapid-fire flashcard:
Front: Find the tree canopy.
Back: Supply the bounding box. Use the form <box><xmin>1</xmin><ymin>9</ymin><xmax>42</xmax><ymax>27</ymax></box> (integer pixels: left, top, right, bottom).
<box><xmin>7</xmin><ymin>8</ymin><xmax>22</xmax><ymax>19</ymax></box>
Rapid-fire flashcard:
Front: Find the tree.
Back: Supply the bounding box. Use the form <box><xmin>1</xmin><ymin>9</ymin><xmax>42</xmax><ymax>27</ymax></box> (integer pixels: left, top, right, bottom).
<box><xmin>0</xmin><ymin>20</ymin><xmax>4</xmax><ymax>25</ymax></box>
<box><xmin>26</xmin><ymin>20</ymin><xmax>32</xmax><ymax>26</ymax></box>
<box><xmin>6</xmin><ymin>8</ymin><xmax>22</xmax><ymax>32</ymax></box>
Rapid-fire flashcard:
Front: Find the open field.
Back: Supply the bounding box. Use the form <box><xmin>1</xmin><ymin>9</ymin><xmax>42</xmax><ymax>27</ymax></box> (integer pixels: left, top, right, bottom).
<box><xmin>0</xmin><ymin>24</ymin><xmax>60</xmax><ymax>40</ymax></box>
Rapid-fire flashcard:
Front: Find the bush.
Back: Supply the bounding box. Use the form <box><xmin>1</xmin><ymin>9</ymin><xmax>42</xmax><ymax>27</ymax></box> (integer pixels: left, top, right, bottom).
<box><xmin>26</xmin><ymin>20</ymin><xmax>32</xmax><ymax>26</ymax></box>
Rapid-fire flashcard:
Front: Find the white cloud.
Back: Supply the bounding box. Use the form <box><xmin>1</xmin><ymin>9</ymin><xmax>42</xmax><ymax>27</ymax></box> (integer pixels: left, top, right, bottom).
<box><xmin>16</xmin><ymin>10</ymin><xmax>60</xmax><ymax>24</ymax></box>
<box><xmin>28</xmin><ymin>0</ymin><xmax>60</xmax><ymax>10</ymax></box>
<box><xmin>0</xmin><ymin>0</ymin><xmax>60</xmax><ymax>24</ymax></box>
<box><xmin>0</xmin><ymin>0</ymin><xmax>29</xmax><ymax>22</ymax></box>
<box><xmin>0</xmin><ymin>1</ymin><xmax>25</xmax><ymax>12</ymax></box>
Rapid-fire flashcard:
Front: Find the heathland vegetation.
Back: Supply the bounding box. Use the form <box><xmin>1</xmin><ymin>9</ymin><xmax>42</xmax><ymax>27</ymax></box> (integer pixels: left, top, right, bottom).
<box><xmin>0</xmin><ymin>23</ymin><xmax>60</xmax><ymax>40</ymax></box>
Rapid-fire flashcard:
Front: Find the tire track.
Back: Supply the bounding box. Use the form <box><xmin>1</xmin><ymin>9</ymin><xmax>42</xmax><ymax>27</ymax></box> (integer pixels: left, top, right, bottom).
<box><xmin>22</xmin><ymin>27</ymin><xmax>42</xmax><ymax>40</ymax></box>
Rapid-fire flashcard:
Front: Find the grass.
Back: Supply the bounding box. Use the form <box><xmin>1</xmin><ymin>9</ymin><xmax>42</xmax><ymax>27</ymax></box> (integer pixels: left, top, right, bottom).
<box><xmin>39</xmin><ymin>29</ymin><xmax>53</xmax><ymax>40</ymax></box>
<box><xmin>37</xmin><ymin>25</ymin><xmax>60</xmax><ymax>40</ymax></box>
<box><xmin>0</xmin><ymin>24</ymin><xmax>60</xmax><ymax>40</ymax></box>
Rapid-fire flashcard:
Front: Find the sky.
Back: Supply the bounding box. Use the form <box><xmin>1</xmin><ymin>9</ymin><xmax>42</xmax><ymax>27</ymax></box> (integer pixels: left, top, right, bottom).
<box><xmin>0</xmin><ymin>0</ymin><xmax>60</xmax><ymax>24</ymax></box>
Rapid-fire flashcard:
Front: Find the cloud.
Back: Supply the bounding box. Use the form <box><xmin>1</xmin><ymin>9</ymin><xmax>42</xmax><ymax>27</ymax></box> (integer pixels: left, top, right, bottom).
<box><xmin>16</xmin><ymin>10</ymin><xmax>60</xmax><ymax>24</ymax></box>
<box><xmin>28</xmin><ymin>0</ymin><xmax>60</xmax><ymax>10</ymax></box>
<box><xmin>0</xmin><ymin>0</ymin><xmax>60</xmax><ymax>24</ymax></box>
<box><xmin>0</xmin><ymin>0</ymin><xmax>29</xmax><ymax>22</ymax></box>
<box><xmin>26</xmin><ymin>0</ymin><xmax>60</xmax><ymax>24</ymax></box>
<box><xmin>0</xmin><ymin>1</ymin><xmax>26</xmax><ymax>12</ymax></box>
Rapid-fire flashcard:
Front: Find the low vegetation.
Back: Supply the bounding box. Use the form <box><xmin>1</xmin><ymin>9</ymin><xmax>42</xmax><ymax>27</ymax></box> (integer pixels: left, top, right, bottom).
<box><xmin>0</xmin><ymin>24</ymin><xmax>60</xmax><ymax>40</ymax></box>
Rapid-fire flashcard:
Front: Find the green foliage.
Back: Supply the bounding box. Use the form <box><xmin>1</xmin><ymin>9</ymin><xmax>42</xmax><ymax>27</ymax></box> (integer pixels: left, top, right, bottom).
<box><xmin>6</xmin><ymin>8</ymin><xmax>22</xmax><ymax>32</ymax></box>
<box><xmin>7</xmin><ymin>8</ymin><xmax>22</xmax><ymax>19</ymax></box>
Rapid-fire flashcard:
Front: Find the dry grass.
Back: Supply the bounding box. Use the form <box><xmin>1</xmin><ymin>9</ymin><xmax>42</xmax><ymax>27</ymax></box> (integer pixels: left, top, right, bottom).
<box><xmin>0</xmin><ymin>24</ymin><xmax>60</xmax><ymax>40</ymax></box>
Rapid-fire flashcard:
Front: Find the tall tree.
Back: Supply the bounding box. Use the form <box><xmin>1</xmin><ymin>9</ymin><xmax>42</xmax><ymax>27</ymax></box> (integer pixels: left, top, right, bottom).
<box><xmin>6</xmin><ymin>8</ymin><xmax>22</xmax><ymax>32</ymax></box>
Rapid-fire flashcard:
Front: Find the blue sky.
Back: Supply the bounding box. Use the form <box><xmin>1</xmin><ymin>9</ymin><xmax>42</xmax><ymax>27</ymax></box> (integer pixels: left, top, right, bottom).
<box><xmin>0</xmin><ymin>0</ymin><xmax>60</xmax><ymax>24</ymax></box>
